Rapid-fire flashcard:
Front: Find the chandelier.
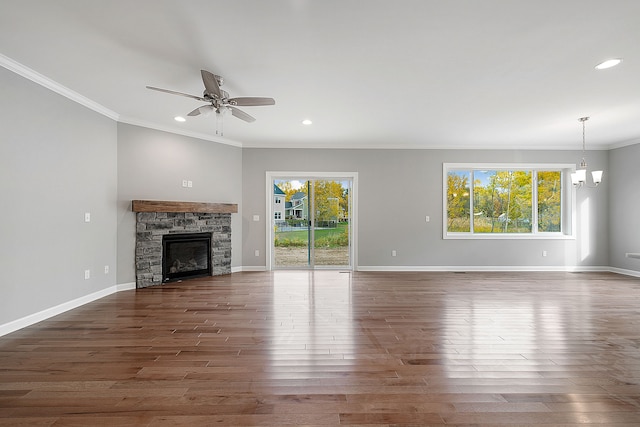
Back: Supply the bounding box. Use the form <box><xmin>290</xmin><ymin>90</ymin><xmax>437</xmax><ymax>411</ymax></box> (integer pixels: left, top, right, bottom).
<box><xmin>570</xmin><ymin>117</ymin><xmax>603</xmax><ymax>187</ymax></box>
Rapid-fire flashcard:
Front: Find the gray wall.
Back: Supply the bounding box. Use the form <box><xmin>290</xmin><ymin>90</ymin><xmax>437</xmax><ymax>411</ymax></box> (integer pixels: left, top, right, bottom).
<box><xmin>243</xmin><ymin>148</ymin><xmax>609</xmax><ymax>269</ymax></box>
<box><xmin>116</xmin><ymin>124</ymin><xmax>243</xmax><ymax>284</ymax></box>
<box><xmin>609</xmin><ymin>141</ymin><xmax>640</xmax><ymax>273</ymax></box>
<box><xmin>0</xmin><ymin>67</ymin><xmax>117</xmax><ymax>325</ymax></box>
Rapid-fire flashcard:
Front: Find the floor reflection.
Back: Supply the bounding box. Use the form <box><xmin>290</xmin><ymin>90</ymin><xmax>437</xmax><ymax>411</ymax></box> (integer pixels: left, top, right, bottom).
<box><xmin>269</xmin><ymin>271</ymin><xmax>355</xmax><ymax>377</ymax></box>
<box><xmin>442</xmin><ymin>275</ymin><xmax>593</xmax><ymax>375</ymax></box>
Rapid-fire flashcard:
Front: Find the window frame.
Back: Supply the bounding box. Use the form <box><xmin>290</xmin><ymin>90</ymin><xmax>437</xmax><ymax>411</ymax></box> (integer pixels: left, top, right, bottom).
<box><xmin>443</xmin><ymin>163</ymin><xmax>576</xmax><ymax>240</ymax></box>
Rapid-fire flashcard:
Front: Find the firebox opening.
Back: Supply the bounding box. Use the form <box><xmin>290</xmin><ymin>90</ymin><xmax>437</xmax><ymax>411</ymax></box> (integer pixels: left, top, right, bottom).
<box><xmin>162</xmin><ymin>232</ymin><xmax>212</xmax><ymax>282</ymax></box>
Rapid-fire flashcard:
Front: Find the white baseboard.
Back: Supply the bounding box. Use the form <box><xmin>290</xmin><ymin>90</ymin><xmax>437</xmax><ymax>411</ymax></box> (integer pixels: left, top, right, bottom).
<box><xmin>0</xmin><ymin>282</ymin><xmax>136</xmax><ymax>338</ymax></box>
<box><xmin>357</xmin><ymin>265</ymin><xmax>612</xmax><ymax>272</ymax></box>
<box><xmin>237</xmin><ymin>266</ymin><xmax>267</xmax><ymax>272</ymax></box>
<box><xmin>238</xmin><ymin>264</ymin><xmax>628</xmax><ymax>274</ymax></box>
<box><xmin>609</xmin><ymin>267</ymin><xmax>640</xmax><ymax>278</ymax></box>
<box><xmin>116</xmin><ymin>282</ymin><xmax>137</xmax><ymax>291</ymax></box>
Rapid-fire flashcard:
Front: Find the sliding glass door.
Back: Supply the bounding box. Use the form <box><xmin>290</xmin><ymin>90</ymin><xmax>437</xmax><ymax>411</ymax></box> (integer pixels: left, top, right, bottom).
<box><xmin>312</xmin><ymin>179</ymin><xmax>350</xmax><ymax>266</ymax></box>
<box><xmin>269</xmin><ymin>174</ymin><xmax>354</xmax><ymax>270</ymax></box>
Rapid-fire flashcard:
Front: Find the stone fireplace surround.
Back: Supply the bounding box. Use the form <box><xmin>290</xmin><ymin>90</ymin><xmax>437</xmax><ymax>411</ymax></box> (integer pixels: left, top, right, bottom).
<box><xmin>132</xmin><ymin>200</ymin><xmax>237</xmax><ymax>288</ymax></box>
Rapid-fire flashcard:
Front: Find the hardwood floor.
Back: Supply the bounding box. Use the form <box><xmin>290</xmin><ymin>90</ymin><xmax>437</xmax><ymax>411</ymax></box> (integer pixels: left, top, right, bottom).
<box><xmin>1</xmin><ymin>271</ymin><xmax>640</xmax><ymax>426</ymax></box>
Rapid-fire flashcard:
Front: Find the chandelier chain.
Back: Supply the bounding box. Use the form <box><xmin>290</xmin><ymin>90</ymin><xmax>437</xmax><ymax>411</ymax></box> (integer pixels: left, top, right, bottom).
<box><xmin>579</xmin><ymin>116</ymin><xmax>589</xmax><ymax>169</ymax></box>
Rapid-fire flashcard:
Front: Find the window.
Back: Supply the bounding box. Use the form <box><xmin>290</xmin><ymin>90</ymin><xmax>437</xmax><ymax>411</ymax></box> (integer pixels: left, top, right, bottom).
<box><xmin>444</xmin><ymin>163</ymin><xmax>574</xmax><ymax>239</ymax></box>
<box><xmin>275</xmin><ymin>198</ymin><xmax>281</xmax><ymax>204</ymax></box>
<box><xmin>274</xmin><ymin>212</ymin><xmax>282</xmax><ymax>220</ymax></box>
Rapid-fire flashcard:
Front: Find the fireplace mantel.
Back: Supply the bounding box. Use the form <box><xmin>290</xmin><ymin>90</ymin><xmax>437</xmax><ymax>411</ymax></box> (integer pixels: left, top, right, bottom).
<box><xmin>132</xmin><ymin>200</ymin><xmax>238</xmax><ymax>214</ymax></box>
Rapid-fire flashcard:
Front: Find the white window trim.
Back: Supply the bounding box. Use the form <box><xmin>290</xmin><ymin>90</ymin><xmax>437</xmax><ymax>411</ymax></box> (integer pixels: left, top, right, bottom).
<box><xmin>443</xmin><ymin>163</ymin><xmax>576</xmax><ymax>240</ymax></box>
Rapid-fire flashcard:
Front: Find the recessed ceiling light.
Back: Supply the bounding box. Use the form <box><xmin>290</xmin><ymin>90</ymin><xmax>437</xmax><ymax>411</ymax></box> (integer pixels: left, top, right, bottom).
<box><xmin>174</xmin><ymin>116</ymin><xmax>186</xmax><ymax>122</ymax></box>
<box><xmin>595</xmin><ymin>58</ymin><xmax>622</xmax><ymax>70</ymax></box>
<box><xmin>302</xmin><ymin>119</ymin><xmax>313</xmax><ymax>125</ymax></box>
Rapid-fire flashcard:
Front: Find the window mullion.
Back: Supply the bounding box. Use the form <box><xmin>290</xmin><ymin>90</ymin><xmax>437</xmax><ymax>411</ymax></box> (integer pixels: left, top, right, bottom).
<box><xmin>470</xmin><ymin>170</ymin><xmax>475</xmax><ymax>233</ymax></box>
<box><xmin>532</xmin><ymin>171</ymin><xmax>538</xmax><ymax>234</ymax></box>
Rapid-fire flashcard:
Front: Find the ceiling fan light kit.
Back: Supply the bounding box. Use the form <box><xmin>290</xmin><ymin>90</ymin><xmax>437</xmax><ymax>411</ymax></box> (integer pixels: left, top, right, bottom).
<box><xmin>146</xmin><ymin>69</ymin><xmax>275</xmax><ymax>136</ymax></box>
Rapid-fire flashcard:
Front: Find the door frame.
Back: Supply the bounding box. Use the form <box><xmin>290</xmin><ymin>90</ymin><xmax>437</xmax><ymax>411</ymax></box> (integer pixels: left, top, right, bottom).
<box><xmin>266</xmin><ymin>171</ymin><xmax>358</xmax><ymax>271</ymax></box>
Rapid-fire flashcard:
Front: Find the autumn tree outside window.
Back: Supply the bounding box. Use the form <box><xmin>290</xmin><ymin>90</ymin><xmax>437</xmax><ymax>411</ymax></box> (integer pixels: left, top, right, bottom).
<box><xmin>443</xmin><ymin>163</ymin><xmax>575</xmax><ymax>239</ymax></box>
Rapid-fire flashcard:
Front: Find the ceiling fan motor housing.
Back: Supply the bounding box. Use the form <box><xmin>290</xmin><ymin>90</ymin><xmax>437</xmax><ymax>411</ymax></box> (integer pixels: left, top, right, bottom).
<box><xmin>203</xmin><ymin>89</ymin><xmax>230</xmax><ymax>106</ymax></box>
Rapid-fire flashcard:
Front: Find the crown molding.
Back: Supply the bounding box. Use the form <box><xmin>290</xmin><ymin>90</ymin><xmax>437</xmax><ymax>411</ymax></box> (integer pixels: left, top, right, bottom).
<box><xmin>117</xmin><ymin>116</ymin><xmax>243</xmax><ymax>148</ymax></box>
<box><xmin>608</xmin><ymin>137</ymin><xmax>640</xmax><ymax>150</ymax></box>
<box><xmin>0</xmin><ymin>53</ymin><xmax>119</xmax><ymax>121</ymax></box>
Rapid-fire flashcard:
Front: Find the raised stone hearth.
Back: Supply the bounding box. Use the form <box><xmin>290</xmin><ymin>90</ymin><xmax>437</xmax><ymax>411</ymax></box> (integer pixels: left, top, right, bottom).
<box><xmin>133</xmin><ymin>200</ymin><xmax>237</xmax><ymax>288</ymax></box>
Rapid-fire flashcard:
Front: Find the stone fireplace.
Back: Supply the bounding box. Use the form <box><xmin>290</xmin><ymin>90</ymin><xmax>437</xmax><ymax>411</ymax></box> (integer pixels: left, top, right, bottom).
<box><xmin>132</xmin><ymin>200</ymin><xmax>237</xmax><ymax>288</ymax></box>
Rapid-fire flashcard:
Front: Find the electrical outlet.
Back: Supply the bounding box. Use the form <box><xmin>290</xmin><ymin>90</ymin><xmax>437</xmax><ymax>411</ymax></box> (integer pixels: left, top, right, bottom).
<box><xmin>182</xmin><ymin>180</ymin><xmax>188</xmax><ymax>187</ymax></box>
<box><xmin>84</xmin><ymin>212</ymin><xmax>91</xmax><ymax>222</ymax></box>
<box><xmin>84</xmin><ymin>269</ymin><xmax>91</xmax><ymax>280</ymax></box>
<box><xmin>392</xmin><ymin>250</ymin><xmax>397</xmax><ymax>257</ymax></box>
<box><xmin>104</xmin><ymin>265</ymin><xmax>110</xmax><ymax>274</ymax></box>
<box><xmin>254</xmin><ymin>250</ymin><xmax>260</xmax><ymax>257</ymax></box>
<box><xmin>187</xmin><ymin>180</ymin><xmax>193</xmax><ymax>188</ymax></box>
<box><xmin>542</xmin><ymin>250</ymin><xmax>547</xmax><ymax>257</ymax></box>
<box><xmin>253</xmin><ymin>215</ymin><xmax>260</xmax><ymax>222</ymax></box>
<box><xmin>425</xmin><ymin>215</ymin><xmax>430</xmax><ymax>222</ymax></box>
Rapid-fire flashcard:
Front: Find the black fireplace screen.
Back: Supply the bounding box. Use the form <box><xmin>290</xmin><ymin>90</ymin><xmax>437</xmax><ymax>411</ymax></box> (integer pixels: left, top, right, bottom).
<box><xmin>162</xmin><ymin>232</ymin><xmax>212</xmax><ymax>282</ymax></box>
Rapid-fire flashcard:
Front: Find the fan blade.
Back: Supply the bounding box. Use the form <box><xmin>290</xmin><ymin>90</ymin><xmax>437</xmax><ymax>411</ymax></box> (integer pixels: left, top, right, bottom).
<box><xmin>188</xmin><ymin>105</ymin><xmax>214</xmax><ymax>117</ymax></box>
<box><xmin>187</xmin><ymin>107</ymin><xmax>201</xmax><ymax>117</ymax></box>
<box><xmin>229</xmin><ymin>106</ymin><xmax>256</xmax><ymax>122</ymax></box>
<box><xmin>201</xmin><ymin>70</ymin><xmax>222</xmax><ymax>99</ymax></box>
<box><xmin>146</xmin><ymin>86</ymin><xmax>206</xmax><ymax>101</ymax></box>
<box><xmin>228</xmin><ymin>97</ymin><xmax>275</xmax><ymax>107</ymax></box>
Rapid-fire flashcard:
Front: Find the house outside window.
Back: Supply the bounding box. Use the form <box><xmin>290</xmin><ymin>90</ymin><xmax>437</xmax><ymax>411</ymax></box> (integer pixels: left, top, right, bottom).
<box><xmin>289</xmin><ymin>192</ymin><xmax>308</xmax><ymax>220</ymax></box>
<box><xmin>273</xmin><ymin>184</ymin><xmax>286</xmax><ymax>223</ymax></box>
<box><xmin>443</xmin><ymin>163</ymin><xmax>575</xmax><ymax>239</ymax></box>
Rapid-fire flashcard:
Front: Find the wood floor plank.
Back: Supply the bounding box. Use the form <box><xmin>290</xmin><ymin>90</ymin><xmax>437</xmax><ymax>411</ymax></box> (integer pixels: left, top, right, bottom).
<box><xmin>1</xmin><ymin>271</ymin><xmax>640</xmax><ymax>425</ymax></box>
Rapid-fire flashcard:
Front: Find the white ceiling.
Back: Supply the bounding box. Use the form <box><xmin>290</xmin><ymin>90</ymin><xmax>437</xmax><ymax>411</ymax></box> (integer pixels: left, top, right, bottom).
<box><xmin>1</xmin><ymin>0</ymin><xmax>639</xmax><ymax>150</ymax></box>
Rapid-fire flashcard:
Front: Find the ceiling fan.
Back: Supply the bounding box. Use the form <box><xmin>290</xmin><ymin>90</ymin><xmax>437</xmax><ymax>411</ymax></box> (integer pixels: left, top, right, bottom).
<box><xmin>146</xmin><ymin>70</ymin><xmax>275</xmax><ymax>134</ymax></box>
